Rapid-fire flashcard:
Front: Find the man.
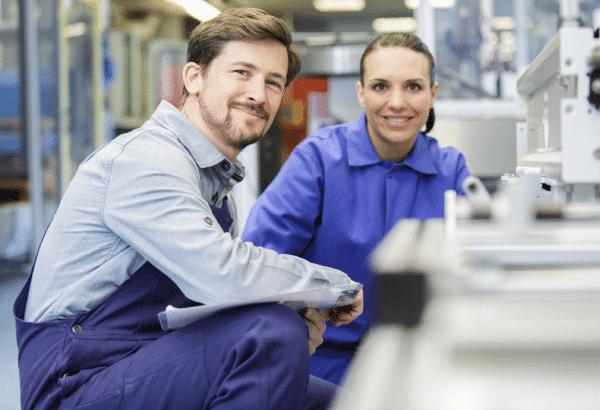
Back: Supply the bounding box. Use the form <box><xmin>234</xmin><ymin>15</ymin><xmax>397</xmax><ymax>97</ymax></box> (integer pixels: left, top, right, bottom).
<box><xmin>13</xmin><ymin>8</ymin><xmax>362</xmax><ymax>410</ymax></box>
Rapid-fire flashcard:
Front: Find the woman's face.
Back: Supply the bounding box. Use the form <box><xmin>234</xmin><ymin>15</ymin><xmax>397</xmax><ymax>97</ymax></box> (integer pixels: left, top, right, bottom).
<box><xmin>356</xmin><ymin>46</ymin><xmax>439</xmax><ymax>162</ymax></box>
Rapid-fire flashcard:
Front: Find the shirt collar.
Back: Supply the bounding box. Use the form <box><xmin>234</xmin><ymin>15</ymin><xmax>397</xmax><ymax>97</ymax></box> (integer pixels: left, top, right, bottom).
<box><xmin>347</xmin><ymin>112</ymin><xmax>437</xmax><ymax>176</ymax></box>
<box><xmin>149</xmin><ymin>101</ymin><xmax>245</xmax><ymax>178</ymax></box>
<box><xmin>347</xmin><ymin>113</ymin><xmax>381</xmax><ymax>167</ymax></box>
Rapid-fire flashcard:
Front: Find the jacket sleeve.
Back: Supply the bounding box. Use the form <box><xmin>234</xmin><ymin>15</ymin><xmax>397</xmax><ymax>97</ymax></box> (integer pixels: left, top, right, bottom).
<box><xmin>453</xmin><ymin>151</ymin><xmax>472</xmax><ymax>196</ymax></box>
<box><xmin>243</xmin><ymin>140</ymin><xmax>324</xmax><ymax>257</ymax></box>
<box><xmin>103</xmin><ymin>134</ymin><xmax>350</xmax><ymax>305</ymax></box>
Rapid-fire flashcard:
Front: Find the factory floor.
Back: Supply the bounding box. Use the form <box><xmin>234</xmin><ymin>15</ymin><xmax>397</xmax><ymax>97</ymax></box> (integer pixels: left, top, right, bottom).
<box><xmin>0</xmin><ymin>261</ymin><xmax>28</xmax><ymax>410</ymax></box>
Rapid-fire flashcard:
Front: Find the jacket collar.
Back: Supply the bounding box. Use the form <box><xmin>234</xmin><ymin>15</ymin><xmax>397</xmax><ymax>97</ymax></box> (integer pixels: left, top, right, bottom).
<box><xmin>149</xmin><ymin>101</ymin><xmax>245</xmax><ymax>176</ymax></box>
<box><xmin>347</xmin><ymin>112</ymin><xmax>437</xmax><ymax>175</ymax></box>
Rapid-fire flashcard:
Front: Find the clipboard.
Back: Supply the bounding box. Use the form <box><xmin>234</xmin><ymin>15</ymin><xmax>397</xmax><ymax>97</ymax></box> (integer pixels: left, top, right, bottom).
<box><xmin>158</xmin><ymin>282</ymin><xmax>362</xmax><ymax>330</ymax></box>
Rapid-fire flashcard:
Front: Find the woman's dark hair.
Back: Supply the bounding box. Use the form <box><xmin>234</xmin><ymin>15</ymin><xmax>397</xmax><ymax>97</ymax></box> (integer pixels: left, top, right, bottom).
<box><xmin>181</xmin><ymin>8</ymin><xmax>301</xmax><ymax>106</ymax></box>
<box><xmin>360</xmin><ymin>32</ymin><xmax>436</xmax><ymax>134</ymax></box>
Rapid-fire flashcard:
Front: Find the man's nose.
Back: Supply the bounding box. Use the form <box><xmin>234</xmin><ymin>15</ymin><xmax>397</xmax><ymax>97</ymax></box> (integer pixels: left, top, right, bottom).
<box><xmin>247</xmin><ymin>77</ymin><xmax>267</xmax><ymax>104</ymax></box>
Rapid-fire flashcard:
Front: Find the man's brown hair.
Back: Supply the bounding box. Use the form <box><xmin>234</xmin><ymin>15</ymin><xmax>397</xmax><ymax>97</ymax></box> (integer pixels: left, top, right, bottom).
<box><xmin>181</xmin><ymin>8</ymin><xmax>301</xmax><ymax>106</ymax></box>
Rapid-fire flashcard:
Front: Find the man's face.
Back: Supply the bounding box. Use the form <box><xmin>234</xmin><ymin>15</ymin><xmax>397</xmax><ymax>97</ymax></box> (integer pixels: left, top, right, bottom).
<box><xmin>194</xmin><ymin>39</ymin><xmax>288</xmax><ymax>151</ymax></box>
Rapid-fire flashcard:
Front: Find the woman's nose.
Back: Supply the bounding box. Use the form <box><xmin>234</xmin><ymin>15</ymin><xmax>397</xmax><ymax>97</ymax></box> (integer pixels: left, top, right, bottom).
<box><xmin>388</xmin><ymin>88</ymin><xmax>406</xmax><ymax>108</ymax></box>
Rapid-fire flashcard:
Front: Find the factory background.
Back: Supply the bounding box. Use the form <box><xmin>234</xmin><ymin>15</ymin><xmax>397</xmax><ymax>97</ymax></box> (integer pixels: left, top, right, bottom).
<box><xmin>1</xmin><ymin>0</ymin><xmax>600</xmax><ymax>408</ymax></box>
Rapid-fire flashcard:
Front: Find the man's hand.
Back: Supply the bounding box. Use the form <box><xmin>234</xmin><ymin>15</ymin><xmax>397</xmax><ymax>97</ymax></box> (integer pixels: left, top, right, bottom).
<box><xmin>299</xmin><ymin>286</ymin><xmax>364</xmax><ymax>354</ymax></box>
<box><xmin>324</xmin><ymin>288</ymin><xmax>364</xmax><ymax>327</ymax></box>
<box><xmin>301</xmin><ymin>308</ymin><xmax>328</xmax><ymax>355</ymax></box>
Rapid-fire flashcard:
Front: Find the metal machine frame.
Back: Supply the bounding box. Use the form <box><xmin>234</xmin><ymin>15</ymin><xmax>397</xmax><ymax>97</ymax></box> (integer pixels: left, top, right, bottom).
<box><xmin>515</xmin><ymin>26</ymin><xmax>600</xmax><ymax>199</ymax></box>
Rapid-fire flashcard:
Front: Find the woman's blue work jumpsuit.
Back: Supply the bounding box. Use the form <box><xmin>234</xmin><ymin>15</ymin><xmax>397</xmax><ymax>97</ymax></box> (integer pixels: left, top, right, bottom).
<box><xmin>13</xmin><ymin>206</ymin><xmax>333</xmax><ymax>410</ymax></box>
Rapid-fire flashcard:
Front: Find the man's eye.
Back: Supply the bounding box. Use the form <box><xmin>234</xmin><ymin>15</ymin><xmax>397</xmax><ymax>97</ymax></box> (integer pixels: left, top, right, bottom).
<box><xmin>235</xmin><ymin>70</ymin><xmax>248</xmax><ymax>75</ymax></box>
<box><xmin>267</xmin><ymin>80</ymin><xmax>283</xmax><ymax>89</ymax></box>
<box><xmin>372</xmin><ymin>83</ymin><xmax>386</xmax><ymax>91</ymax></box>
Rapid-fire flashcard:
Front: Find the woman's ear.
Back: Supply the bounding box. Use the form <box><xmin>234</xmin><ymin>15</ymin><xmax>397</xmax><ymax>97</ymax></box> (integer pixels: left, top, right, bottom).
<box><xmin>356</xmin><ymin>81</ymin><xmax>366</xmax><ymax>109</ymax></box>
<box><xmin>182</xmin><ymin>62</ymin><xmax>202</xmax><ymax>96</ymax></box>
<box><xmin>430</xmin><ymin>81</ymin><xmax>440</xmax><ymax>107</ymax></box>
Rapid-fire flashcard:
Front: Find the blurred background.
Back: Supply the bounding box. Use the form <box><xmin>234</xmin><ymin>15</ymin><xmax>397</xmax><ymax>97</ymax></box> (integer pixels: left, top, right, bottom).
<box><xmin>1</xmin><ymin>1</ymin><xmax>599</xmax><ymax>408</ymax></box>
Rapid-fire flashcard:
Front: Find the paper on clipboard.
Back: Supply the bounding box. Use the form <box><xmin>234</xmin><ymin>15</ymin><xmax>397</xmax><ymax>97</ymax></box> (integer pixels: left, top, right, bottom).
<box><xmin>158</xmin><ymin>282</ymin><xmax>362</xmax><ymax>330</ymax></box>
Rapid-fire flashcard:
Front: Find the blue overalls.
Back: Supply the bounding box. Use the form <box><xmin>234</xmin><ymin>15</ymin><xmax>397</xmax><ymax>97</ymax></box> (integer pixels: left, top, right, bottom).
<box><xmin>13</xmin><ymin>202</ymin><xmax>335</xmax><ymax>409</ymax></box>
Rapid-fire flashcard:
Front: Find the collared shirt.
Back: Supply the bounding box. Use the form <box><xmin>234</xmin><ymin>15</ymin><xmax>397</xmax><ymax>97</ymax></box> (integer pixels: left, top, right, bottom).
<box><xmin>25</xmin><ymin>101</ymin><xmax>350</xmax><ymax>322</ymax></box>
<box><xmin>242</xmin><ymin>113</ymin><xmax>471</xmax><ymax>343</ymax></box>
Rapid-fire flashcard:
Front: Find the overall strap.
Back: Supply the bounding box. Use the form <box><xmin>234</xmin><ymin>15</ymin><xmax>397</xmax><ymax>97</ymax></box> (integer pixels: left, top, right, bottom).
<box><xmin>210</xmin><ymin>196</ymin><xmax>233</xmax><ymax>232</ymax></box>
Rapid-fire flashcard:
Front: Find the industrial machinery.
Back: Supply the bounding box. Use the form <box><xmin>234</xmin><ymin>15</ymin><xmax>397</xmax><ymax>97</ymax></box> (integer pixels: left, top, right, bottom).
<box><xmin>330</xmin><ymin>24</ymin><xmax>600</xmax><ymax>410</ymax></box>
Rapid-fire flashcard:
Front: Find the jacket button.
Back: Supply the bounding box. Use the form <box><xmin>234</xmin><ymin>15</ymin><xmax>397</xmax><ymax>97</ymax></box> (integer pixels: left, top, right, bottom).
<box><xmin>71</xmin><ymin>325</ymin><xmax>82</xmax><ymax>334</ymax></box>
<box><xmin>62</xmin><ymin>373</ymin><xmax>70</xmax><ymax>378</ymax></box>
<box><xmin>221</xmin><ymin>161</ymin><xmax>231</xmax><ymax>171</ymax></box>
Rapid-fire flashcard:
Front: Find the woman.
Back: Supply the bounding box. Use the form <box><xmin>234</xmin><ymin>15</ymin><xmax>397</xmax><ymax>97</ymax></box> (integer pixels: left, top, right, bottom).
<box><xmin>242</xmin><ymin>32</ymin><xmax>471</xmax><ymax>385</ymax></box>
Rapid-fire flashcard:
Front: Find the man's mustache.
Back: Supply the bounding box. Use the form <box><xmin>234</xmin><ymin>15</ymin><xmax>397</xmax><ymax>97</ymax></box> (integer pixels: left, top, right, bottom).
<box><xmin>230</xmin><ymin>102</ymin><xmax>269</xmax><ymax>120</ymax></box>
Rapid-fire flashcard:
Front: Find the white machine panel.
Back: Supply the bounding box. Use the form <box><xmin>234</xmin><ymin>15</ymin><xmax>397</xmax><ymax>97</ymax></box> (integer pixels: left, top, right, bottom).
<box><xmin>517</xmin><ymin>27</ymin><xmax>600</xmax><ymax>184</ymax></box>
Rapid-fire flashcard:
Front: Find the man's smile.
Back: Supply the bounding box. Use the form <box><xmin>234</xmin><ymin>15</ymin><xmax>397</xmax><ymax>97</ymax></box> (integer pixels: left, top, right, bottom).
<box><xmin>232</xmin><ymin>103</ymin><xmax>269</xmax><ymax>120</ymax></box>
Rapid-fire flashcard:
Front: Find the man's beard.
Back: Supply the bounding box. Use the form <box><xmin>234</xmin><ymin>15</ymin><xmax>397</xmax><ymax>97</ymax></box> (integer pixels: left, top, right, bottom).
<box><xmin>198</xmin><ymin>95</ymin><xmax>270</xmax><ymax>151</ymax></box>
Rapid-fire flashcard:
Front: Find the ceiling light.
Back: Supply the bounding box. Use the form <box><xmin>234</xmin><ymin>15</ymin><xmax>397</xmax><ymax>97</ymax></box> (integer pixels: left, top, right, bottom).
<box><xmin>405</xmin><ymin>0</ymin><xmax>456</xmax><ymax>9</ymax></box>
<box><xmin>373</xmin><ymin>17</ymin><xmax>416</xmax><ymax>33</ymax></box>
<box><xmin>64</xmin><ymin>22</ymin><xmax>87</xmax><ymax>38</ymax></box>
<box><xmin>166</xmin><ymin>0</ymin><xmax>220</xmax><ymax>21</ymax></box>
<box><xmin>313</xmin><ymin>0</ymin><xmax>365</xmax><ymax>12</ymax></box>
<box><xmin>305</xmin><ymin>34</ymin><xmax>337</xmax><ymax>46</ymax></box>
<box><xmin>491</xmin><ymin>16</ymin><xmax>516</xmax><ymax>31</ymax></box>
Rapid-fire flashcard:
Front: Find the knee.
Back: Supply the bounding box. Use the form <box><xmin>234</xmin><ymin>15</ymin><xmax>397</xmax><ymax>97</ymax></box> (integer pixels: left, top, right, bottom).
<box><xmin>246</xmin><ymin>304</ymin><xmax>309</xmax><ymax>363</ymax></box>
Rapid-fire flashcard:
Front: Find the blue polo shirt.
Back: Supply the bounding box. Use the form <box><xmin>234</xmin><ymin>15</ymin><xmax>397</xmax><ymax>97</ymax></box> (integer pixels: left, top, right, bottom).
<box><xmin>243</xmin><ymin>113</ymin><xmax>471</xmax><ymax>344</ymax></box>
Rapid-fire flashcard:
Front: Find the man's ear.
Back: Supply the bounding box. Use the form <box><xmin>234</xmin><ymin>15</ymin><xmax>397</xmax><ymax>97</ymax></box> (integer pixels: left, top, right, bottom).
<box><xmin>182</xmin><ymin>62</ymin><xmax>202</xmax><ymax>96</ymax></box>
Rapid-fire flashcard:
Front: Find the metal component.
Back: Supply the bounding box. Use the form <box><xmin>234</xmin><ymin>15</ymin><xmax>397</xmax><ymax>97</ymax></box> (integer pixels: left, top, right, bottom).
<box><xmin>588</xmin><ymin>46</ymin><xmax>600</xmax><ymax>109</ymax></box>
<box><xmin>20</xmin><ymin>0</ymin><xmax>44</xmax><ymax>257</ymax></box>
<box><xmin>462</xmin><ymin>175</ymin><xmax>492</xmax><ymax>209</ymax></box>
<box><xmin>517</xmin><ymin>27</ymin><xmax>600</xmax><ymax>184</ymax></box>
